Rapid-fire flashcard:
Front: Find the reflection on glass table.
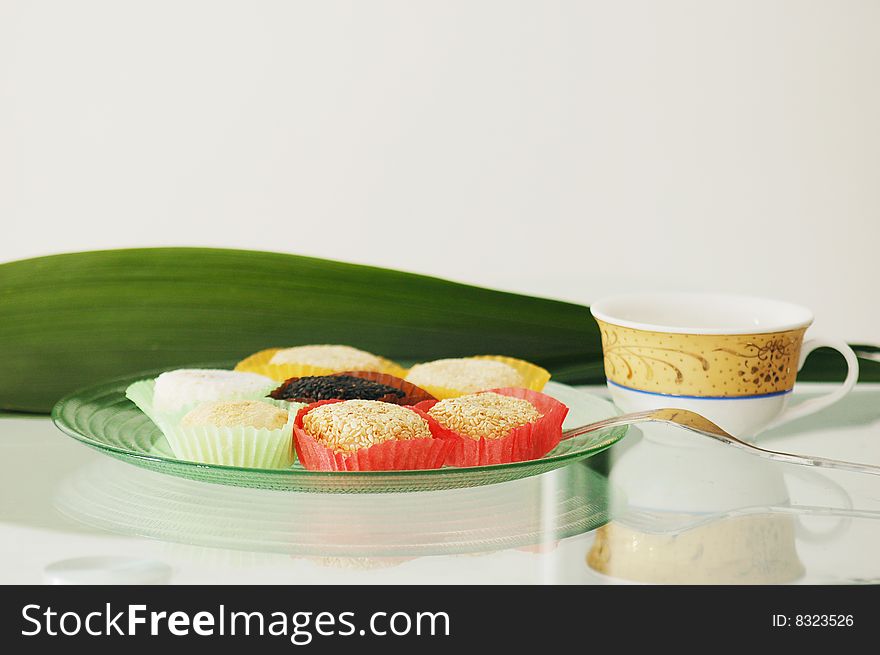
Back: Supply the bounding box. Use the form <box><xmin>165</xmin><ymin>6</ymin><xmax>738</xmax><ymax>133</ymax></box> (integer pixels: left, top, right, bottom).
<box><xmin>586</xmin><ymin>386</ymin><xmax>880</xmax><ymax>584</ymax></box>
<box><xmin>54</xmin><ymin>456</ymin><xmax>618</xmax><ymax>558</ymax></box>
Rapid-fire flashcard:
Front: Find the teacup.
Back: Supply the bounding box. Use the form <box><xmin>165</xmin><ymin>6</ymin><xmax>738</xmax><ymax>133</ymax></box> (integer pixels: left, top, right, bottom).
<box><xmin>590</xmin><ymin>293</ymin><xmax>859</xmax><ymax>437</ymax></box>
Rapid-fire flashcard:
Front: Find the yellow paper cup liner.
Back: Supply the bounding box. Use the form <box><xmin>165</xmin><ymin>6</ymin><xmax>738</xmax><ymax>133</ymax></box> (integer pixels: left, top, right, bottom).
<box><xmin>234</xmin><ymin>348</ymin><xmax>409</xmax><ymax>381</ymax></box>
<box><xmin>125</xmin><ymin>378</ymin><xmax>301</xmax><ymax>469</ymax></box>
<box><xmin>410</xmin><ymin>355</ymin><xmax>551</xmax><ymax>400</ymax></box>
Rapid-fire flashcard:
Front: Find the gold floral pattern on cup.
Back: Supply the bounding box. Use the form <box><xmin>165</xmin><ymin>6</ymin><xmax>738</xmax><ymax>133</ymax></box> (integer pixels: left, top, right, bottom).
<box><xmin>596</xmin><ymin>320</ymin><xmax>807</xmax><ymax>397</ymax></box>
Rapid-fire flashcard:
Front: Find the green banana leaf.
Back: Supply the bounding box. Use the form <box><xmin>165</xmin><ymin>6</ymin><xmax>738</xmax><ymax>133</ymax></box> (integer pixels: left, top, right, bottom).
<box><xmin>0</xmin><ymin>248</ymin><xmax>876</xmax><ymax>413</ymax></box>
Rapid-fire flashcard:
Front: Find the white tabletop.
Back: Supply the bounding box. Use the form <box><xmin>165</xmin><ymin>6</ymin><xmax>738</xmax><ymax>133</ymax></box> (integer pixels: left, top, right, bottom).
<box><xmin>2</xmin><ymin>384</ymin><xmax>879</xmax><ymax>584</ymax></box>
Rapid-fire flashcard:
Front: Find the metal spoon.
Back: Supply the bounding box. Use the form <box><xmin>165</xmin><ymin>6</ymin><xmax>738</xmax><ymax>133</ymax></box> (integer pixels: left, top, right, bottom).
<box><xmin>562</xmin><ymin>408</ymin><xmax>880</xmax><ymax>477</ymax></box>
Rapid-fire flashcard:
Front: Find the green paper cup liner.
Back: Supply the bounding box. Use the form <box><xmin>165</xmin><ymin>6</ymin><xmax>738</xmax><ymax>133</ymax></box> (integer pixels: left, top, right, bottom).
<box><xmin>125</xmin><ymin>378</ymin><xmax>302</xmax><ymax>469</ymax></box>
<box><xmin>161</xmin><ymin>417</ymin><xmax>297</xmax><ymax>469</ymax></box>
<box><xmin>125</xmin><ymin>379</ymin><xmax>175</xmax><ymax>429</ymax></box>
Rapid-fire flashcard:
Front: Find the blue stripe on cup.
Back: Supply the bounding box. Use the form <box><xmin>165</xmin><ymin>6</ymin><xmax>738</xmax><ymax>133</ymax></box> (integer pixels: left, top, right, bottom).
<box><xmin>607</xmin><ymin>380</ymin><xmax>792</xmax><ymax>401</ymax></box>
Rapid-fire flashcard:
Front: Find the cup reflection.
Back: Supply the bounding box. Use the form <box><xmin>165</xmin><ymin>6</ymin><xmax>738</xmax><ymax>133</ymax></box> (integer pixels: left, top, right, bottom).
<box><xmin>587</xmin><ymin>425</ymin><xmax>862</xmax><ymax>584</ymax></box>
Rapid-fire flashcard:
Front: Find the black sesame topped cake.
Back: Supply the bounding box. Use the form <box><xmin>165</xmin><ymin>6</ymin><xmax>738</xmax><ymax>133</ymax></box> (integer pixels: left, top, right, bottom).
<box><xmin>268</xmin><ymin>371</ymin><xmax>436</xmax><ymax>406</ymax></box>
<box><xmin>270</xmin><ymin>374</ymin><xmax>405</xmax><ymax>403</ymax></box>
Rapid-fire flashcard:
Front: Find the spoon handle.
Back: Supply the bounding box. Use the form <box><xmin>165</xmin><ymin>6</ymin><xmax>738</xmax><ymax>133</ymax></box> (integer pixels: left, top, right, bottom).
<box><xmin>701</xmin><ymin>433</ymin><xmax>880</xmax><ymax>477</ymax></box>
<box><xmin>562</xmin><ymin>408</ymin><xmax>880</xmax><ymax>477</ymax></box>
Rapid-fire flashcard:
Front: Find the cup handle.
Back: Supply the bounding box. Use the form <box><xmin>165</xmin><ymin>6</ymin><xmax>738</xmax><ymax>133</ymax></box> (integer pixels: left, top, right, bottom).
<box><xmin>760</xmin><ymin>337</ymin><xmax>859</xmax><ymax>433</ymax></box>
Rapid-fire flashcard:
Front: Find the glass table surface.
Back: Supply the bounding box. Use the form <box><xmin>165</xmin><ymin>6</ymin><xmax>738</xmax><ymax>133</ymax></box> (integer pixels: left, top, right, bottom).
<box><xmin>1</xmin><ymin>383</ymin><xmax>878</xmax><ymax>584</ymax></box>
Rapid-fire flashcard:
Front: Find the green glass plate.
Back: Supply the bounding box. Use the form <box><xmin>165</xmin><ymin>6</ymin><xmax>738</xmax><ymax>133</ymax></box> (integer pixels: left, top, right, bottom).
<box><xmin>52</xmin><ymin>370</ymin><xmax>627</xmax><ymax>493</ymax></box>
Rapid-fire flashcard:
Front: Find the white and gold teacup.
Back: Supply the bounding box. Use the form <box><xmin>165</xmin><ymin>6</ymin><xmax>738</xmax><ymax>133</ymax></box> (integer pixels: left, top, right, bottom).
<box><xmin>591</xmin><ymin>293</ymin><xmax>859</xmax><ymax>437</ymax></box>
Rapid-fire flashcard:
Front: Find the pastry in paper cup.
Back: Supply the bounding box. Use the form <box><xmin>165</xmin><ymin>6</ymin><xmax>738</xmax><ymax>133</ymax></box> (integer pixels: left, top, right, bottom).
<box><xmin>161</xmin><ymin>400</ymin><xmax>298</xmax><ymax>468</ymax></box>
<box><xmin>415</xmin><ymin>388</ymin><xmax>568</xmax><ymax>467</ymax></box>
<box><xmin>404</xmin><ymin>355</ymin><xmax>550</xmax><ymax>399</ymax></box>
<box><xmin>293</xmin><ymin>399</ymin><xmax>456</xmax><ymax>471</ymax></box>
<box><xmin>235</xmin><ymin>345</ymin><xmax>408</xmax><ymax>381</ymax></box>
<box><xmin>269</xmin><ymin>371</ymin><xmax>435</xmax><ymax>406</ymax></box>
<box><xmin>126</xmin><ymin>370</ymin><xmax>284</xmax><ymax>428</ymax></box>
<box><xmin>125</xmin><ymin>378</ymin><xmax>302</xmax><ymax>468</ymax></box>
<box><xmin>336</xmin><ymin>371</ymin><xmax>437</xmax><ymax>405</ymax></box>
<box><xmin>125</xmin><ymin>369</ymin><xmax>278</xmax><ymax>424</ymax></box>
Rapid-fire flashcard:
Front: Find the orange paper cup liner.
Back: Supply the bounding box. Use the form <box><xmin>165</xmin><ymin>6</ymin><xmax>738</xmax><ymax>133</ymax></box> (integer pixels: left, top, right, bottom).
<box><xmin>235</xmin><ymin>348</ymin><xmax>409</xmax><ymax>382</ymax></box>
<box><xmin>411</xmin><ymin>355</ymin><xmax>551</xmax><ymax>400</ymax></box>
<box><xmin>414</xmin><ymin>388</ymin><xmax>569</xmax><ymax>467</ymax></box>
<box><xmin>293</xmin><ymin>400</ymin><xmax>456</xmax><ymax>472</ymax></box>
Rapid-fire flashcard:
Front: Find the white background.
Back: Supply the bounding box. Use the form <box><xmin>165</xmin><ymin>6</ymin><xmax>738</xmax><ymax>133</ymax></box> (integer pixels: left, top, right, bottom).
<box><xmin>1</xmin><ymin>1</ymin><xmax>878</xmax><ymax>340</ymax></box>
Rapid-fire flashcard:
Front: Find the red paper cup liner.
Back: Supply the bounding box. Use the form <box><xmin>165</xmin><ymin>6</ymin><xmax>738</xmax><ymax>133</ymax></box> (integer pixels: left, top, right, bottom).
<box><xmin>415</xmin><ymin>388</ymin><xmax>569</xmax><ymax>467</ymax></box>
<box><xmin>293</xmin><ymin>400</ymin><xmax>456</xmax><ymax>472</ymax></box>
